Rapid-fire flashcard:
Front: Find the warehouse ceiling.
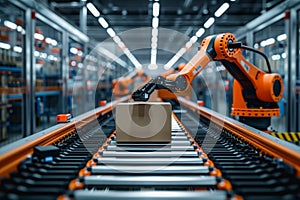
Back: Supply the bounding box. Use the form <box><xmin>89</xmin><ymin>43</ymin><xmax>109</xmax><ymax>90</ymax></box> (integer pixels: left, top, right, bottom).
<box><xmin>49</xmin><ymin>0</ymin><xmax>284</xmax><ymax>42</ymax></box>
<box><xmin>46</xmin><ymin>0</ymin><xmax>285</xmax><ymax>68</ymax></box>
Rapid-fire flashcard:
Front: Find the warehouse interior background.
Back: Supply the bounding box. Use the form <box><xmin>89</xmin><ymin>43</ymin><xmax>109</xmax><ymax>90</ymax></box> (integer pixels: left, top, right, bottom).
<box><xmin>0</xmin><ymin>0</ymin><xmax>299</xmax><ymax>147</ymax></box>
<box><xmin>0</xmin><ymin>1</ymin><xmax>300</xmax><ymax>200</ymax></box>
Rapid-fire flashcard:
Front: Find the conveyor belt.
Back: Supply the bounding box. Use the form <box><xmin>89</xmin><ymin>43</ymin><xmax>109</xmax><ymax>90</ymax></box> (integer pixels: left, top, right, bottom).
<box><xmin>0</xmin><ymin>97</ymin><xmax>299</xmax><ymax>200</ymax></box>
<box><xmin>71</xmin><ymin>190</ymin><xmax>229</xmax><ymax>200</ymax></box>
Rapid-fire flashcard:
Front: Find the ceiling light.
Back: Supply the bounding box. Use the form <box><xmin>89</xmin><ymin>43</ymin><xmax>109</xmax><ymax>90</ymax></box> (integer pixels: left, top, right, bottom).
<box><xmin>40</xmin><ymin>52</ymin><xmax>47</xmax><ymax>59</ymax></box>
<box><xmin>45</xmin><ymin>37</ymin><xmax>52</xmax><ymax>44</ymax></box>
<box><xmin>113</xmin><ymin>36</ymin><xmax>121</xmax><ymax>43</ymax></box>
<box><xmin>152</xmin><ymin>17</ymin><xmax>159</xmax><ymax>28</ymax></box>
<box><xmin>151</xmin><ymin>36</ymin><xmax>158</xmax><ymax>43</ymax></box>
<box><xmin>0</xmin><ymin>42</ymin><xmax>11</xmax><ymax>50</ymax></box>
<box><xmin>98</xmin><ymin>17</ymin><xmax>109</xmax><ymax>28</ymax></box>
<box><xmin>48</xmin><ymin>55</ymin><xmax>55</xmax><ymax>60</ymax></box>
<box><xmin>177</xmin><ymin>48</ymin><xmax>186</xmax><ymax>56</ymax></box>
<box><xmin>151</xmin><ymin>49</ymin><xmax>157</xmax><ymax>55</ymax></box>
<box><xmin>195</xmin><ymin>28</ymin><xmax>205</xmax><ymax>37</ymax></box>
<box><xmin>70</xmin><ymin>47</ymin><xmax>78</xmax><ymax>54</ymax></box>
<box><xmin>128</xmin><ymin>55</ymin><xmax>142</xmax><ymax>69</ymax></box>
<box><xmin>260</xmin><ymin>38</ymin><xmax>275</xmax><ymax>47</ymax></box>
<box><xmin>271</xmin><ymin>54</ymin><xmax>280</xmax><ymax>60</ymax></box>
<box><xmin>152</xmin><ymin>28</ymin><xmax>158</xmax><ymax>37</ymax></box>
<box><xmin>151</xmin><ymin>43</ymin><xmax>157</xmax><ymax>49</ymax></box>
<box><xmin>153</xmin><ymin>2</ymin><xmax>160</xmax><ymax>17</ymax></box>
<box><xmin>281</xmin><ymin>52</ymin><xmax>286</xmax><ymax>59</ymax></box>
<box><xmin>45</xmin><ymin>37</ymin><xmax>58</xmax><ymax>46</ymax></box>
<box><xmin>150</xmin><ymin>55</ymin><xmax>157</xmax><ymax>65</ymax></box>
<box><xmin>148</xmin><ymin>63</ymin><xmax>158</xmax><ymax>70</ymax></box>
<box><xmin>4</xmin><ymin>20</ymin><xmax>17</xmax><ymax>30</ymax></box>
<box><xmin>17</xmin><ymin>26</ymin><xmax>23</xmax><ymax>32</ymax></box>
<box><xmin>118</xmin><ymin>41</ymin><xmax>126</xmax><ymax>49</ymax></box>
<box><xmin>204</xmin><ymin>17</ymin><xmax>215</xmax><ymax>28</ymax></box>
<box><xmin>185</xmin><ymin>41</ymin><xmax>193</xmax><ymax>48</ymax></box>
<box><xmin>164</xmin><ymin>47</ymin><xmax>186</xmax><ymax>70</ymax></box>
<box><xmin>190</xmin><ymin>36</ymin><xmax>198</xmax><ymax>43</ymax></box>
<box><xmin>107</xmin><ymin>28</ymin><xmax>116</xmax><ymax>37</ymax></box>
<box><xmin>164</xmin><ymin>55</ymin><xmax>180</xmax><ymax>70</ymax></box>
<box><xmin>266</xmin><ymin>38</ymin><xmax>275</xmax><ymax>44</ymax></box>
<box><xmin>214</xmin><ymin>3</ymin><xmax>230</xmax><ymax>17</ymax></box>
<box><xmin>34</xmin><ymin>51</ymin><xmax>40</xmax><ymax>57</ymax></box>
<box><xmin>97</xmin><ymin>46</ymin><xmax>127</xmax><ymax>67</ymax></box>
<box><xmin>277</xmin><ymin>34</ymin><xmax>287</xmax><ymax>41</ymax></box>
<box><xmin>34</xmin><ymin>33</ymin><xmax>44</xmax><ymax>41</ymax></box>
<box><xmin>122</xmin><ymin>48</ymin><xmax>142</xmax><ymax>69</ymax></box>
<box><xmin>77</xmin><ymin>50</ymin><xmax>83</xmax><ymax>57</ymax></box>
<box><xmin>123</xmin><ymin>48</ymin><xmax>130</xmax><ymax>56</ymax></box>
<box><xmin>13</xmin><ymin>46</ymin><xmax>22</xmax><ymax>53</ymax></box>
<box><xmin>87</xmin><ymin>2</ymin><xmax>100</xmax><ymax>17</ymax></box>
<box><xmin>51</xmin><ymin>39</ymin><xmax>58</xmax><ymax>46</ymax></box>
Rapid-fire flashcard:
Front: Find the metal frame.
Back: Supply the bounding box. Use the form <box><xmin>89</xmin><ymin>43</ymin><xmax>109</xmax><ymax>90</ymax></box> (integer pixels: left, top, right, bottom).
<box><xmin>7</xmin><ymin>0</ymin><xmax>29</xmax><ymax>137</ymax></box>
<box><xmin>7</xmin><ymin>0</ymin><xmax>91</xmax><ymax>136</ymax></box>
<box><xmin>24</xmin><ymin>9</ymin><xmax>35</xmax><ymax>136</ymax></box>
<box><xmin>80</xmin><ymin>6</ymin><xmax>87</xmax><ymax>34</ymax></box>
<box><xmin>34</xmin><ymin>12</ymin><xmax>65</xmax><ymax>130</ymax></box>
<box><xmin>62</xmin><ymin>32</ymin><xmax>69</xmax><ymax>113</ymax></box>
<box><xmin>289</xmin><ymin>4</ymin><xmax>300</xmax><ymax>131</ymax></box>
<box><xmin>235</xmin><ymin>0</ymin><xmax>299</xmax><ymax>39</ymax></box>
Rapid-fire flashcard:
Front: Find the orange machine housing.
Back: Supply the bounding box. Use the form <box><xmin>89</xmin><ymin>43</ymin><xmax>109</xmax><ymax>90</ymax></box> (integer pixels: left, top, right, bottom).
<box><xmin>56</xmin><ymin>114</ymin><xmax>72</xmax><ymax>123</ymax></box>
<box><xmin>112</xmin><ymin>70</ymin><xmax>149</xmax><ymax>96</ymax></box>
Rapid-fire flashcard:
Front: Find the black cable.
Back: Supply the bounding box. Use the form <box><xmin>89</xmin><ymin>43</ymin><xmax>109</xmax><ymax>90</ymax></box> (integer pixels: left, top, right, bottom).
<box><xmin>228</xmin><ymin>42</ymin><xmax>272</xmax><ymax>73</ymax></box>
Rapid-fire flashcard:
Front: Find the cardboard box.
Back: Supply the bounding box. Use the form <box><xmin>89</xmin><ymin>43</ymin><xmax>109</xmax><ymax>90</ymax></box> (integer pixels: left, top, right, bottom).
<box><xmin>116</xmin><ymin>102</ymin><xmax>171</xmax><ymax>143</ymax></box>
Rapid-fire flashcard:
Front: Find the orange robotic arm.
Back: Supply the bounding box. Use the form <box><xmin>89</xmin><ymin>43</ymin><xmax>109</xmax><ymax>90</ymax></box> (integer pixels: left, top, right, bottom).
<box><xmin>112</xmin><ymin>69</ymin><xmax>147</xmax><ymax>96</ymax></box>
<box><xmin>133</xmin><ymin>33</ymin><xmax>284</xmax><ymax>130</ymax></box>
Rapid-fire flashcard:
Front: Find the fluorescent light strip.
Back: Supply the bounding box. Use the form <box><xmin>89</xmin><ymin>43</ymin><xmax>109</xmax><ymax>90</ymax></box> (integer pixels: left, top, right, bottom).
<box><xmin>195</xmin><ymin>28</ymin><xmax>205</xmax><ymax>37</ymax></box>
<box><xmin>97</xmin><ymin>46</ymin><xmax>127</xmax><ymax>67</ymax></box>
<box><xmin>127</xmin><ymin>51</ymin><xmax>142</xmax><ymax>69</ymax></box>
<box><xmin>153</xmin><ymin>2</ymin><xmax>160</xmax><ymax>17</ymax></box>
<box><xmin>152</xmin><ymin>17</ymin><xmax>159</xmax><ymax>28</ymax></box>
<box><xmin>98</xmin><ymin>17</ymin><xmax>109</xmax><ymax>28</ymax></box>
<box><xmin>87</xmin><ymin>2</ymin><xmax>100</xmax><ymax>17</ymax></box>
<box><xmin>113</xmin><ymin>36</ymin><xmax>121</xmax><ymax>43</ymax></box>
<box><xmin>150</xmin><ymin>27</ymin><xmax>158</xmax><ymax>65</ymax></box>
<box><xmin>150</xmin><ymin>2</ymin><xmax>160</xmax><ymax>67</ymax></box>
<box><xmin>86</xmin><ymin>2</ymin><xmax>142</xmax><ymax>70</ymax></box>
<box><xmin>177</xmin><ymin>48</ymin><xmax>186</xmax><ymax>56</ymax></box>
<box><xmin>150</xmin><ymin>54</ymin><xmax>157</xmax><ymax>65</ymax></box>
<box><xmin>214</xmin><ymin>3</ymin><xmax>230</xmax><ymax>17</ymax></box>
<box><xmin>164</xmin><ymin>48</ymin><xmax>186</xmax><ymax>70</ymax></box>
<box><xmin>106</xmin><ymin>28</ymin><xmax>116</xmax><ymax>37</ymax></box>
<box><xmin>152</xmin><ymin>28</ymin><xmax>158</xmax><ymax>37</ymax></box>
<box><xmin>204</xmin><ymin>17</ymin><xmax>215</xmax><ymax>28</ymax></box>
<box><xmin>190</xmin><ymin>36</ymin><xmax>198</xmax><ymax>43</ymax></box>
<box><xmin>164</xmin><ymin>55</ymin><xmax>180</xmax><ymax>70</ymax></box>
